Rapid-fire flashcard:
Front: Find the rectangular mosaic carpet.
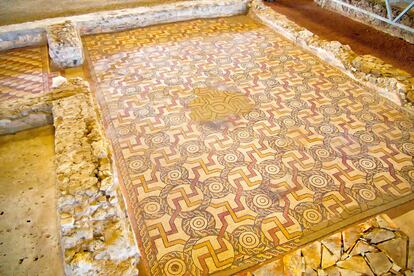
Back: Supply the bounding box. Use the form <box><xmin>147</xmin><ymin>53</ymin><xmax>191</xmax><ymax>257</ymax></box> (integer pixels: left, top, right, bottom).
<box><xmin>0</xmin><ymin>46</ymin><xmax>52</xmax><ymax>101</ymax></box>
<box><xmin>84</xmin><ymin>15</ymin><xmax>414</xmax><ymax>275</ymax></box>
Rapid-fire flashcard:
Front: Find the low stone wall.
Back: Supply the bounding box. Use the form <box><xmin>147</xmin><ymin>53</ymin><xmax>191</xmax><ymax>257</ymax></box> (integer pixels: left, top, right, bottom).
<box><xmin>315</xmin><ymin>0</ymin><xmax>414</xmax><ymax>44</ymax></box>
<box><xmin>0</xmin><ymin>78</ymin><xmax>79</xmax><ymax>135</ymax></box>
<box><xmin>52</xmin><ymin>78</ymin><xmax>139</xmax><ymax>275</ymax></box>
<box><xmin>0</xmin><ymin>0</ymin><xmax>249</xmax><ymax>52</ymax></box>
<box><xmin>248</xmin><ymin>0</ymin><xmax>414</xmax><ymax>109</ymax></box>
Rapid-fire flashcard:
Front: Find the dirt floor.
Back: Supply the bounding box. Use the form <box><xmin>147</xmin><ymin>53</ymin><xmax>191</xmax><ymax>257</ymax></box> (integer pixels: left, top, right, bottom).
<box><xmin>0</xmin><ymin>0</ymin><xmax>183</xmax><ymax>26</ymax></box>
<box><xmin>0</xmin><ymin>126</ymin><xmax>63</xmax><ymax>276</ymax></box>
<box><xmin>266</xmin><ymin>0</ymin><xmax>414</xmax><ymax>75</ymax></box>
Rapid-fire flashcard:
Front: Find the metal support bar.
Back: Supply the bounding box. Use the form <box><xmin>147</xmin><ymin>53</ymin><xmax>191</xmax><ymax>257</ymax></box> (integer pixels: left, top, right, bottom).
<box><xmin>393</xmin><ymin>0</ymin><xmax>414</xmax><ymax>23</ymax></box>
<box><xmin>329</xmin><ymin>0</ymin><xmax>414</xmax><ymax>34</ymax></box>
<box><xmin>385</xmin><ymin>0</ymin><xmax>393</xmax><ymax>20</ymax></box>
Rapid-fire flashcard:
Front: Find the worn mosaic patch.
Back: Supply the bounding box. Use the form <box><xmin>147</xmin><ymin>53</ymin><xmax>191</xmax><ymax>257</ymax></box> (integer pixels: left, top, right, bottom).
<box><xmin>84</xmin><ymin>16</ymin><xmax>414</xmax><ymax>275</ymax></box>
<box><xmin>0</xmin><ymin>46</ymin><xmax>53</xmax><ymax>101</ymax></box>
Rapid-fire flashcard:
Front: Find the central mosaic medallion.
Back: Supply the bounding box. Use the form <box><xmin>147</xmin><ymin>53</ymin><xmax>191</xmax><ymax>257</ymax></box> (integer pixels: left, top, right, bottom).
<box><xmin>188</xmin><ymin>88</ymin><xmax>254</xmax><ymax>122</ymax></box>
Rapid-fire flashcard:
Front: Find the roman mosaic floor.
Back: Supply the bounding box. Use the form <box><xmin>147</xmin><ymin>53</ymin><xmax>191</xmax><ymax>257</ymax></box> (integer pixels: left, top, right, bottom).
<box><xmin>0</xmin><ymin>46</ymin><xmax>52</xmax><ymax>102</ymax></box>
<box><xmin>83</xmin><ymin>15</ymin><xmax>414</xmax><ymax>275</ymax></box>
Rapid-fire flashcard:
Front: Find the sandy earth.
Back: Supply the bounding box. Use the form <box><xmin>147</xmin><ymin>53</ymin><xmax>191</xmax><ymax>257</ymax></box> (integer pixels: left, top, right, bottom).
<box><xmin>0</xmin><ymin>0</ymin><xmax>185</xmax><ymax>26</ymax></box>
<box><xmin>0</xmin><ymin>126</ymin><xmax>63</xmax><ymax>276</ymax></box>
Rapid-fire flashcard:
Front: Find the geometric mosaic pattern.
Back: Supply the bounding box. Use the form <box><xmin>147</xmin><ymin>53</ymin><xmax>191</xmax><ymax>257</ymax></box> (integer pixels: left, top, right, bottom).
<box><xmin>0</xmin><ymin>46</ymin><xmax>52</xmax><ymax>101</ymax></box>
<box><xmin>84</xmin><ymin>15</ymin><xmax>414</xmax><ymax>275</ymax></box>
<box><xmin>188</xmin><ymin>88</ymin><xmax>253</xmax><ymax>122</ymax></box>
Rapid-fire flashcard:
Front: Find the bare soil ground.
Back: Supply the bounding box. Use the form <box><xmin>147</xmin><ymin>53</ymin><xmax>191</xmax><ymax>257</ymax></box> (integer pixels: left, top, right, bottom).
<box><xmin>0</xmin><ymin>126</ymin><xmax>63</xmax><ymax>276</ymax></box>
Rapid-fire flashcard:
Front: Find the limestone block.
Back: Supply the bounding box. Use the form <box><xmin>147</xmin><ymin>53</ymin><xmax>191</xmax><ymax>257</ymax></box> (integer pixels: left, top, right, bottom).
<box><xmin>363</xmin><ymin>228</ymin><xmax>395</xmax><ymax>244</ymax></box>
<box><xmin>302</xmin><ymin>241</ymin><xmax>322</xmax><ymax>270</ymax></box>
<box><xmin>377</xmin><ymin>237</ymin><xmax>408</xmax><ymax>268</ymax></box>
<box><xmin>366</xmin><ymin>252</ymin><xmax>393</xmax><ymax>275</ymax></box>
<box><xmin>349</xmin><ymin>240</ymin><xmax>377</xmax><ymax>256</ymax></box>
<box><xmin>342</xmin><ymin>227</ymin><xmax>361</xmax><ymax>253</ymax></box>
<box><xmin>336</xmin><ymin>256</ymin><xmax>374</xmax><ymax>276</ymax></box>
<box><xmin>321</xmin><ymin>245</ymin><xmax>337</xmax><ymax>269</ymax></box>
<box><xmin>283</xmin><ymin>250</ymin><xmax>304</xmax><ymax>275</ymax></box>
<box><xmin>46</xmin><ymin>21</ymin><xmax>84</xmax><ymax>68</ymax></box>
<box><xmin>321</xmin><ymin>232</ymin><xmax>342</xmax><ymax>259</ymax></box>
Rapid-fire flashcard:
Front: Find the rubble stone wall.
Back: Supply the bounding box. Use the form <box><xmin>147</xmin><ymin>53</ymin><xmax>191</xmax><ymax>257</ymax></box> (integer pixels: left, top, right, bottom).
<box><xmin>248</xmin><ymin>0</ymin><xmax>414</xmax><ymax>109</ymax></box>
<box><xmin>314</xmin><ymin>0</ymin><xmax>414</xmax><ymax>44</ymax></box>
<box><xmin>52</xmin><ymin>79</ymin><xmax>139</xmax><ymax>275</ymax></box>
<box><xmin>0</xmin><ymin>78</ymin><xmax>80</xmax><ymax>135</ymax></box>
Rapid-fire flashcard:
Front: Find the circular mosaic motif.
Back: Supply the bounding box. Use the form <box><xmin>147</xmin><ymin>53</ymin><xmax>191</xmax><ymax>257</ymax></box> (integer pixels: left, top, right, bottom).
<box><xmin>179</xmin><ymin>140</ymin><xmax>206</xmax><ymax>158</ymax></box>
<box><xmin>139</xmin><ymin>196</ymin><xmax>165</xmax><ymax>219</ymax></box>
<box><xmin>133</xmin><ymin>105</ymin><xmax>155</xmax><ymax>119</ymax></box>
<box><xmin>202</xmin><ymin>177</ymin><xmax>231</xmax><ymax>199</ymax></box>
<box><xmin>317</xmin><ymin>123</ymin><xmax>339</xmax><ymax>136</ymax></box>
<box><xmin>354</xmin><ymin>131</ymin><xmax>378</xmax><ymax>145</ymax></box>
<box><xmin>309</xmin><ymin>145</ymin><xmax>336</xmax><ymax>162</ymax></box>
<box><xmin>230</xmin><ymin>127</ymin><xmax>255</xmax><ymax>143</ymax></box>
<box><xmin>163</xmin><ymin>112</ymin><xmax>187</xmax><ymax>126</ymax></box>
<box><xmin>401</xmin><ymin>142</ymin><xmax>414</xmax><ymax>156</ymax></box>
<box><xmin>294</xmin><ymin>202</ymin><xmax>328</xmax><ymax>231</ymax></box>
<box><xmin>268</xmin><ymin>135</ymin><xmax>296</xmax><ymax>153</ymax></box>
<box><xmin>232</xmin><ymin>225</ymin><xmax>266</xmax><ymax>255</ymax></box>
<box><xmin>126</xmin><ymin>155</ymin><xmax>150</xmax><ymax>174</ymax></box>
<box><xmin>182</xmin><ymin>210</ymin><xmax>215</xmax><ymax>237</ymax></box>
<box><xmin>300</xmin><ymin>170</ymin><xmax>336</xmax><ymax>193</ymax></box>
<box><xmin>144</xmin><ymin>132</ymin><xmax>170</xmax><ymax>147</ymax></box>
<box><xmin>160</xmin><ymin>166</ymin><xmax>189</xmax><ymax>185</ymax></box>
<box><xmin>257</xmin><ymin>159</ymin><xmax>287</xmax><ymax>180</ymax></box>
<box><xmin>352</xmin><ymin>156</ymin><xmax>382</xmax><ymax>174</ymax></box>
<box><xmin>320</xmin><ymin>104</ymin><xmax>341</xmax><ymax>117</ymax></box>
<box><xmin>243</xmin><ymin>109</ymin><xmax>267</xmax><ymax>121</ymax></box>
<box><xmin>160</xmin><ymin>252</ymin><xmax>188</xmax><ymax>276</ymax></box>
<box><xmin>217</xmin><ymin>149</ymin><xmax>245</xmax><ymax>166</ymax></box>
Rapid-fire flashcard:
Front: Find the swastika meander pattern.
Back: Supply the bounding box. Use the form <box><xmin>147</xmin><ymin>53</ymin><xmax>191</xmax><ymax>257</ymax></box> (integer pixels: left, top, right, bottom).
<box><xmin>84</xmin><ymin>16</ymin><xmax>414</xmax><ymax>275</ymax></box>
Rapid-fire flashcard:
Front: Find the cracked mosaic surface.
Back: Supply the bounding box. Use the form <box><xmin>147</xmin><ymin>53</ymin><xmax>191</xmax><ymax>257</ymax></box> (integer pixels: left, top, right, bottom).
<box><xmin>84</xmin><ymin>15</ymin><xmax>414</xmax><ymax>275</ymax></box>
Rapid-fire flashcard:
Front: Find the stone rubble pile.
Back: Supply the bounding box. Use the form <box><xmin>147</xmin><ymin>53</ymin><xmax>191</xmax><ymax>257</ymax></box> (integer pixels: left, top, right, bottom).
<box><xmin>249</xmin><ymin>0</ymin><xmax>414</xmax><ymax>109</ymax></box>
<box><xmin>46</xmin><ymin>21</ymin><xmax>84</xmax><ymax>68</ymax></box>
<box><xmin>51</xmin><ymin>78</ymin><xmax>139</xmax><ymax>275</ymax></box>
<box><xmin>249</xmin><ymin>215</ymin><xmax>413</xmax><ymax>275</ymax></box>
